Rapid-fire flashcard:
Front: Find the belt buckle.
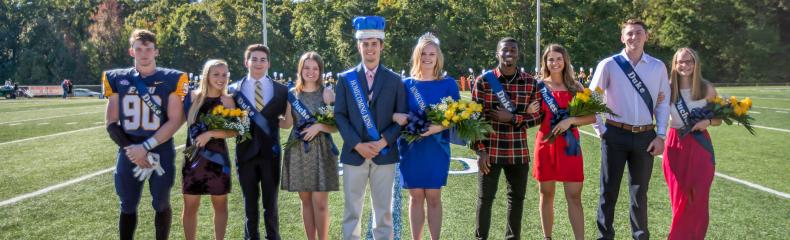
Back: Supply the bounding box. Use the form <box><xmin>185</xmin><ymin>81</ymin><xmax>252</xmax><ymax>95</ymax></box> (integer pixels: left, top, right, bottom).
<box><xmin>631</xmin><ymin>125</ymin><xmax>641</xmax><ymax>133</ymax></box>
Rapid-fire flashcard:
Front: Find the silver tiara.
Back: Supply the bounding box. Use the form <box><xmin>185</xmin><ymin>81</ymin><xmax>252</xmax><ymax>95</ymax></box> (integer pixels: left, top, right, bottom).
<box><xmin>419</xmin><ymin>32</ymin><xmax>440</xmax><ymax>46</ymax></box>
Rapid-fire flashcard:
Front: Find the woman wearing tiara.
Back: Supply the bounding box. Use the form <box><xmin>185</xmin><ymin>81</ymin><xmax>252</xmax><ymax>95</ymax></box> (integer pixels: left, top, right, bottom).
<box><xmin>394</xmin><ymin>33</ymin><xmax>460</xmax><ymax>240</ymax></box>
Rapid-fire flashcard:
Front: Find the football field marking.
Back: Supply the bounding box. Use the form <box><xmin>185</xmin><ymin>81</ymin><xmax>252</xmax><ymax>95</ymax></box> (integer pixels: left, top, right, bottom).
<box><xmin>776</xmin><ymin>111</ymin><xmax>788</xmax><ymax>114</ymax></box>
<box><xmin>0</xmin><ymin>126</ymin><xmax>103</xmax><ymax>146</ymax></box>
<box><xmin>0</xmin><ymin>145</ymin><xmax>185</xmax><ymax>207</ymax></box>
<box><xmin>577</xmin><ymin>129</ymin><xmax>789</xmax><ymax>199</ymax></box>
<box><xmin>0</xmin><ymin>111</ymin><xmax>103</xmax><ymax>125</ymax></box>
<box><xmin>65</xmin><ymin>122</ymin><xmax>77</xmax><ymax>125</ymax></box>
<box><xmin>751</xmin><ymin>125</ymin><xmax>790</xmax><ymax>133</ymax></box>
<box><xmin>753</xmin><ymin>106</ymin><xmax>790</xmax><ymax>111</ymax></box>
<box><xmin>0</xmin><ymin>105</ymin><xmax>104</xmax><ymax>114</ymax></box>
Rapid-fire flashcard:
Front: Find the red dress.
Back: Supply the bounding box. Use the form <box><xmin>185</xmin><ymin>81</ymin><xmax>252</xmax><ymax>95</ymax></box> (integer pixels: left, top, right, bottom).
<box><xmin>533</xmin><ymin>90</ymin><xmax>584</xmax><ymax>182</ymax></box>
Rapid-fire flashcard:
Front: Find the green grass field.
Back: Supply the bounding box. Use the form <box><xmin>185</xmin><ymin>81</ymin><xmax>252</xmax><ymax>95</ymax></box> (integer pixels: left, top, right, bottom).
<box><xmin>1</xmin><ymin>86</ymin><xmax>788</xmax><ymax>239</ymax></box>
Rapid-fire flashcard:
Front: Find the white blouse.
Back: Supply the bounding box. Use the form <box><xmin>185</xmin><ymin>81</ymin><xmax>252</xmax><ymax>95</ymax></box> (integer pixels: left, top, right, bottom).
<box><xmin>670</xmin><ymin>89</ymin><xmax>708</xmax><ymax>129</ymax></box>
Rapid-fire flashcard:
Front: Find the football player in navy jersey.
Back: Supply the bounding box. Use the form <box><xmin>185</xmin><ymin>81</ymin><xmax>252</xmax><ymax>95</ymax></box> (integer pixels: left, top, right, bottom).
<box><xmin>103</xmin><ymin>29</ymin><xmax>188</xmax><ymax>240</ymax></box>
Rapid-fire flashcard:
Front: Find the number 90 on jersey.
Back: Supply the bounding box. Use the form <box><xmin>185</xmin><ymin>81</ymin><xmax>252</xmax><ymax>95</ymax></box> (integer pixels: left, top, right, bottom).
<box><xmin>122</xmin><ymin>95</ymin><xmax>162</xmax><ymax>131</ymax></box>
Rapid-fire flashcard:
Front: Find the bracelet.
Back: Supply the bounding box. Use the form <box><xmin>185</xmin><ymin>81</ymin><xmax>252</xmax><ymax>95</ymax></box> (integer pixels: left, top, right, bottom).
<box><xmin>142</xmin><ymin>137</ymin><xmax>159</xmax><ymax>151</ymax></box>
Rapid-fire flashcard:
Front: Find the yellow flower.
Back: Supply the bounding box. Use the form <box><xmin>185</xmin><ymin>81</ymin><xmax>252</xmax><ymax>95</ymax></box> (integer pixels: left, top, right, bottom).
<box><xmin>222</xmin><ymin>109</ymin><xmax>231</xmax><ymax>117</ymax></box>
<box><xmin>576</xmin><ymin>92</ymin><xmax>590</xmax><ymax>102</ymax></box>
<box><xmin>461</xmin><ymin>111</ymin><xmax>471</xmax><ymax>119</ymax></box>
<box><xmin>473</xmin><ymin>103</ymin><xmax>483</xmax><ymax>112</ymax></box>
<box><xmin>441</xmin><ymin>120</ymin><xmax>450</xmax><ymax>127</ymax></box>
<box><xmin>457</xmin><ymin>102</ymin><xmax>467</xmax><ymax>110</ymax></box>
<box><xmin>733</xmin><ymin>105</ymin><xmax>746</xmax><ymax>116</ymax></box>
<box><xmin>712</xmin><ymin>96</ymin><xmax>724</xmax><ymax>105</ymax></box>
<box><xmin>595</xmin><ymin>87</ymin><xmax>604</xmax><ymax>94</ymax></box>
<box><xmin>583</xmin><ymin>88</ymin><xmax>592</xmax><ymax>96</ymax></box>
<box><xmin>452</xmin><ymin>115</ymin><xmax>460</xmax><ymax>122</ymax></box>
<box><xmin>231</xmin><ymin>109</ymin><xmax>242</xmax><ymax>117</ymax></box>
<box><xmin>729</xmin><ymin>96</ymin><xmax>738</xmax><ymax>104</ymax></box>
<box><xmin>444</xmin><ymin>110</ymin><xmax>455</xmax><ymax>119</ymax></box>
<box><xmin>742</xmin><ymin>97</ymin><xmax>752</xmax><ymax>109</ymax></box>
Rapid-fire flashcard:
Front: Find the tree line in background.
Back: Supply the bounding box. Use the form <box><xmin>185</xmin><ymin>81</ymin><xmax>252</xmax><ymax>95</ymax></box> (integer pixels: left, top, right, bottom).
<box><xmin>0</xmin><ymin>0</ymin><xmax>787</xmax><ymax>85</ymax></box>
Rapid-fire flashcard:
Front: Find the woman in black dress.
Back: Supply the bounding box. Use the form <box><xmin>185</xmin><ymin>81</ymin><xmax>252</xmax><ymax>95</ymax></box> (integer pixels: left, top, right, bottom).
<box><xmin>182</xmin><ymin>59</ymin><xmax>238</xmax><ymax>240</ymax></box>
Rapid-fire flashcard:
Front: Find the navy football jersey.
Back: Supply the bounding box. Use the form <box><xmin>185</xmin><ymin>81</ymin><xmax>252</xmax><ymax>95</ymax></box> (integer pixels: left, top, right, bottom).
<box><xmin>102</xmin><ymin>67</ymin><xmax>188</xmax><ymax>137</ymax></box>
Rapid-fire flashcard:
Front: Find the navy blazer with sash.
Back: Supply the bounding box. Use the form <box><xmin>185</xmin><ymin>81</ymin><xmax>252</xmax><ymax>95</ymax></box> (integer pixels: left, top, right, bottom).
<box><xmin>334</xmin><ymin>64</ymin><xmax>408</xmax><ymax>166</ymax></box>
<box><xmin>228</xmin><ymin>76</ymin><xmax>288</xmax><ymax>163</ymax></box>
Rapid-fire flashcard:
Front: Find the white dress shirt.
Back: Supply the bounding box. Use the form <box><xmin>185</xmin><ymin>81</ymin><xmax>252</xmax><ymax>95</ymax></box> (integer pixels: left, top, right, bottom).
<box><xmin>242</xmin><ymin>74</ymin><xmax>274</xmax><ymax>108</ymax></box>
<box><xmin>589</xmin><ymin>49</ymin><xmax>670</xmax><ymax>137</ymax></box>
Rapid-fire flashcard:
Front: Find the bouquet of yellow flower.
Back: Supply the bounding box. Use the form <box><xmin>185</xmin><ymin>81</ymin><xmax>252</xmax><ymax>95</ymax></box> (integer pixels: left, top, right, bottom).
<box><xmin>429</xmin><ymin>97</ymin><xmax>493</xmax><ymax>144</ymax></box>
<box><xmin>203</xmin><ymin>105</ymin><xmax>251</xmax><ymax>142</ymax></box>
<box><xmin>568</xmin><ymin>87</ymin><xmax>617</xmax><ymax>117</ymax></box>
<box><xmin>543</xmin><ymin>87</ymin><xmax>617</xmax><ymax>143</ymax></box>
<box><xmin>706</xmin><ymin>96</ymin><xmax>755</xmax><ymax>135</ymax></box>
<box><xmin>184</xmin><ymin>105</ymin><xmax>251</xmax><ymax>161</ymax></box>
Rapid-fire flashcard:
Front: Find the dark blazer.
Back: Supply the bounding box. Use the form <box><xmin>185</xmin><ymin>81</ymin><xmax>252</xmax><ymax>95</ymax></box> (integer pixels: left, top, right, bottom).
<box><xmin>334</xmin><ymin>63</ymin><xmax>407</xmax><ymax>166</ymax></box>
<box><xmin>228</xmin><ymin>76</ymin><xmax>288</xmax><ymax>163</ymax></box>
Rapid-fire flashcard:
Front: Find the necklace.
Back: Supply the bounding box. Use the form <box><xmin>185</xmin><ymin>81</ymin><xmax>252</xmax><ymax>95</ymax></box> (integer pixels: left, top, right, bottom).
<box><xmin>499</xmin><ymin>68</ymin><xmax>518</xmax><ymax>83</ymax></box>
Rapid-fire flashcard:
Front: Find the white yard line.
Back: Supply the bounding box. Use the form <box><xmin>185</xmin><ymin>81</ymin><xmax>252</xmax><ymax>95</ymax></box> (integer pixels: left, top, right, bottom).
<box><xmin>1</xmin><ymin>105</ymin><xmax>104</xmax><ymax>115</ymax></box>
<box><xmin>752</xmin><ymin>125</ymin><xmax>790</xmax><ymax>133</ymax></box>
<box><xmin>0</xmin><ymin>111</ymin><xmax>103</xmax><ymax>125</ymax></box>
<box><xmin>0</xmin><ymin>145</ymin><xmax>185</xmax><ymax>207</ymax></box>
<box><xmin>753</xmin><ymin>106</ymin><xmax>790</xmax><ymax>111</ymax></box>
<box><xmin>577</xmin><ymin>129</ymin><xmax>789</xmax><ymax>199</ymax></box>
<box><xmin>37</xmin><ymin>123</ymin><xmax>49</xmax><ymax>125</ymax></box>
<box><xmin>0</xmin><ymin>126</ymin><xmax>104</xmax><ymax>147</ymax></box>
<box><xmin>776</xmin><ymin>111</ymin><xmax>788</xmax><ymax>114</ymax></box>
<box><xmin>748</xmin><ymin>97</ymin><xmax>790</xmax><ymax>101</ymax></box>
<box><xmin>65</xmin><ymin>122</ymin><xmax>77</xmax><ymax>125</ymax></box>
<box><xmin>8</xmin><ymin>123</ymin><xmax>21</xmax><ymax>126</ymax></box>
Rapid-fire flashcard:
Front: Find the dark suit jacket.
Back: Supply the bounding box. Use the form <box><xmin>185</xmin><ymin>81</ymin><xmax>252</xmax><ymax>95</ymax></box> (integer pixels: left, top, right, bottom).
<box><xmin>334</xmin><ymin>63</ymin><xmax>407</xmax><ymax>166</ymax></box>
<box><xmin>229</xmin><ymin>76</ymin><xmax>288</xmax><ymax>163</ymax></box>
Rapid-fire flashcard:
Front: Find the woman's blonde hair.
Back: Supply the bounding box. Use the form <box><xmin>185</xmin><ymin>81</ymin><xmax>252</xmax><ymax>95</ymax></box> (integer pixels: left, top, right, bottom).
<box><xmin>670</xmin><ymin>48</ymin><xmax>709</xmax><ymax>103</ymax></box>
<box><xmin>294</xmin><ymin>51</ymin><xmax>324</xmax><ymax>95</ymax></box>
<box><xmin>409</xmin><ymin>33</ymin><xmax>444</xmax><ymax>79</ymax></box>
<box><xmin>540</xmin><ymin>44</ymin><xmax>581</xmax><ymax>93</ymax></box>
<box><xmin>187</xmin><ymin>59</ymin><xmax>229</xmax><ymax>124</ymax></box>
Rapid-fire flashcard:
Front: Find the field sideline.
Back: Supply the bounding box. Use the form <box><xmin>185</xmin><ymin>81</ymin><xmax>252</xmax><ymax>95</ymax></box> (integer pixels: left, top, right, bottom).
<box><xmin>0</xmin><ymin>86</ymin><xmax>788</xmax><ymax>239</ymax></box>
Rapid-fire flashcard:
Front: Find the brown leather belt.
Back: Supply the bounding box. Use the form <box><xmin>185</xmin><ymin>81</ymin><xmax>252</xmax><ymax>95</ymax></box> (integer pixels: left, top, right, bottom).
<box><xmin>606</xmin><ymin>119</ymin><xmax>655</xmax><ymax>133</ymax></box>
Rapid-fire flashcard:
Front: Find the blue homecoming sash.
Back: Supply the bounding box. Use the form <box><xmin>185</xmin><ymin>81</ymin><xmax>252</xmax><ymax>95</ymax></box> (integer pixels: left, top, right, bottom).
<box><xmin>229</xmin><ymin>79</ymin><xmax>271</xmax><ymax>136</ymax></box>
<box><xmin>196</xmin><ymin>148</ymin><xmax>231</xmax><ymax>174</ymax></box>
<box><xmin>538</xmin><ymin>82</ymin><xmax>580</xmax><ymax>156</ymax></box>
<box><xmin>613</xmin><ymin>55</ymin><xmax>654</xmax><ymax>116</ymax></box>
<box><xmin>344</xmin><ymin>70</ymin><xmax>389</xmax><ymax>155</ymax></box>
<box><xmin>675</xmin><ymin>95</ymin><xmax>716</xmax><ymax>164</ymax></box>
<box><xmin>131</xmin><ymin>70</ymin><xmax>163</xmax><ymax>118</ymax></box>
<box><xmin>287</xmin><ymin>90</ymin><xmax>339</xmax><ymax>155</ymax></box>
<box><xmin>482</xmin><ymin>70</ymin><xmax>516</xmax><ymax>113</ymax></box>
<box><xmin>403</xmin><ymin>78</ymin><xmax>460</xmax><ymax>152</ymax></box>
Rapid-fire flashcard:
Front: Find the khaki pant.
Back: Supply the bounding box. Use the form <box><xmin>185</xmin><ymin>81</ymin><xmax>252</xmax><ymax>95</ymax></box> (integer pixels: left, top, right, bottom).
<box><xmin>342</xmin><ymin>161</ymin><xmax>396</xmax><ymax>240</ymax></box>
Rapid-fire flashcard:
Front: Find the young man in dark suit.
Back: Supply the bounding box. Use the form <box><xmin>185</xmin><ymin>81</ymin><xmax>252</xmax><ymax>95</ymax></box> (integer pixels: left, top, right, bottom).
<box><xmin>334</xmin><ymin>16</ymin><xmax>408</xmax><ymax>240</ymax></box>
<box><xmin>228</xmin><ymin>44</ymin><xmax>291</xmax><ymax>240</ymax></box>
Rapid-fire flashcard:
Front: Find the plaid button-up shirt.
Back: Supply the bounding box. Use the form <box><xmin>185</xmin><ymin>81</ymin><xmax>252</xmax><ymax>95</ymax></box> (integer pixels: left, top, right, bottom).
<box><xmin>471</xmin><ymin>68</ymin><xmax>543</xmax><ymax>165</ymax></box>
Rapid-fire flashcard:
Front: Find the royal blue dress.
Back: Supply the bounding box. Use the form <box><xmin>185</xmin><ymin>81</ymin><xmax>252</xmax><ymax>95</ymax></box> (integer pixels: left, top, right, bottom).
<box><xmin>398</xmin><ymin>77</ymin><xmax>460</xmax><ymax>189</ymax></box>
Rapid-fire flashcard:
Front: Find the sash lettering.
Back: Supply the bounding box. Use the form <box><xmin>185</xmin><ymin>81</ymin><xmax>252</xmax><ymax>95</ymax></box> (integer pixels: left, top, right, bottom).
<box><xmin>613</xmin><ymin>55</ymin><xmax>654</xmax><ymax>117</ymax></box>
<box><xmin>482</xmin><ymin>70</ymin><xmax>517</xmax><ymax>113</ymax></box>
<box><xmin>344</xmin><ymin>70</ymin><xmax>389</xmax><ymax>155</ymax></box>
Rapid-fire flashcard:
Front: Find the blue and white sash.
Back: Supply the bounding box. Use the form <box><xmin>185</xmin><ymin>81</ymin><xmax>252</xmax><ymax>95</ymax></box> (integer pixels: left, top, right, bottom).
<box><xmin>345</xmin><ymin>70</ymin><xmax>389</xmax><ymax>155</ymax></box>
<box><xmin>482</xmin><ymin>70</ymin><xmax>516</xmax><ymax>113</ymax></box>
<box><xmin>195</xmin><ymin>148</ymin><xmax>231</xmax><ymax>174</ymax></box>
<box><xmin>229</xmin><ymin>80</ymin><xmax>271</xmax><ymax>136</ymax></box>
<box><xmin>675</xmin><ymin>95</ymin><xmax>715</xmax><ymax>164</ymax></box>
<box><xmin>538</xmin><ymin>82</ymin><xmax>580</xmax><ymax>156</ymax></box>
<box><xmin>613</xmin><ymin>55</ymin><xmax>654</xmax><ymax>116</ymax></box>
<box><xmin>287</xmin><ymin>90</ymin><xmax>339</xmax><ymax>155</ymax></box>
<box><xmin>131</xmin><ymin>70</ymin><xmax>163</xmax><ymax>118</ymax></box>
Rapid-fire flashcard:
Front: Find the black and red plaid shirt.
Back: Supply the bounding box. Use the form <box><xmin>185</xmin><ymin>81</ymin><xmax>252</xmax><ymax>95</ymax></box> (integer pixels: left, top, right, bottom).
<box><xmin>471</xmin><ymin>68</ymin><xmax>543</xmax><ymax>165</ymax></box>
